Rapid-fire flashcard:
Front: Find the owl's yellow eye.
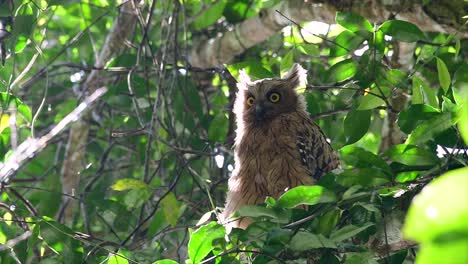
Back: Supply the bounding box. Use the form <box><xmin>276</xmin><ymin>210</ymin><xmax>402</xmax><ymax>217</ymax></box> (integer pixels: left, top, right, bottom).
<box><xmin>269</xmin><ymin>92</ymin><xmax>281</xmax><ymax>103</ymax></box>
<box><xmin>246</xmin><ymin>96</ymin><xmax>255</xmax><ymax>106</ymax></box>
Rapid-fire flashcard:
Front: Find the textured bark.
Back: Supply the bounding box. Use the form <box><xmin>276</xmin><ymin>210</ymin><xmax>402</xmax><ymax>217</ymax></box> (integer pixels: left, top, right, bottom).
<box><xmin>189</xmin><ymin>0</ymin><xmax>467</xmax><ymax>68</ymax></box>
<box><xmin>60</xmin><ymin>2</ymin><xmax>138</xmax><ymax>222</ymax></box>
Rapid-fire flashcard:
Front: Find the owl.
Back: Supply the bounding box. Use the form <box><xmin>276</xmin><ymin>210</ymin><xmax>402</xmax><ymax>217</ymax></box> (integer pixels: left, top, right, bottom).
<box><xmin>221</xmin><ymin>63</ymin><xmax>340</xmax><ymax>229</ymax></box>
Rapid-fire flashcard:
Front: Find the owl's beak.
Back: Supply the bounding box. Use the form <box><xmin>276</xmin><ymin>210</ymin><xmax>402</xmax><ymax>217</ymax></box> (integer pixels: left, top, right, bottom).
<box><xmin>255</xmin><ymin>104</ymin><xmax>266</xmax><ymax>120</ymax></box>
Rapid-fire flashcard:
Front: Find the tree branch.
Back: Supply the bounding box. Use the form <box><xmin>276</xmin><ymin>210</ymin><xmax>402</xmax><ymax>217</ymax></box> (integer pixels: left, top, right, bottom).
<box><xmin>59</xmin><ymin>1</ymin><xmax>138</xmax><ymax>222</ymax></box>
<box><xmin>189</xmin><ymin>0</ymin><xmax>467</xmax><ymax>68</ymax></box>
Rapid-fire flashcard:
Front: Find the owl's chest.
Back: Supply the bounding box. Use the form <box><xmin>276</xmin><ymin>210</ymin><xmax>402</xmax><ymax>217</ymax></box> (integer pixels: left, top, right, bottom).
<box><xmin>234</xmin><ymin>122</ymin><xmax>311</xmax><ymax>196</ymax></box>
<box><xmin>239</xmin><ymin>125</ymin><xmax>296</xmax><ymax>158</ymax></box>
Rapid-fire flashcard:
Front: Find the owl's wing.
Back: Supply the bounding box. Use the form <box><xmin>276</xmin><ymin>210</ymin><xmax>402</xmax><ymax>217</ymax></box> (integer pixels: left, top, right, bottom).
<box><xmin>296</xmin><ymin>121</ymin><xmax>340</xmax><ymax>180</ymax></box>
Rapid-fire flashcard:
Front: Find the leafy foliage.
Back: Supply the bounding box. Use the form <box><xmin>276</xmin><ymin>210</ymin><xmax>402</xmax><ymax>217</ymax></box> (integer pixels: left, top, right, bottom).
<box><xmin>0</xmin><ymin>1</ymin><xmax>466</xmax><ymax>264</ymax></box>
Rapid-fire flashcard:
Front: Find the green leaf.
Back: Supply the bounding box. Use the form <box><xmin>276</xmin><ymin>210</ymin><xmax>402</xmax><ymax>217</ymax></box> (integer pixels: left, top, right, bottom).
<box><xmin>17</xmin><ymin>103</ymin><xmax>32</xmax><ymax>122</ymax></box>
<box><xmin>412</xmin><ymin>76</ymin><xmax>424</xmax><ymax>104</ymax></box>
<box><xmin>38</xmin><ymin>218</ymin><xmax>83</xmax><ymax>262</ymax></box>
<box><xmin>298</xmin><ymin>44</ymin><xmax>320</xmax><ymax>57</ymax></box>
<box><xmin>404</xmin><ymin>168</ymin><xmax>468</xmax><ymax>243</ymax></box>
<box><xmin>384</xmin><ymin>144</ymin><xmax>439</xmax><ymax>166</ymax></box>
<box><xmin>153</xmin><ymin>260</ymin><xmax>179</xmax><ymax>264</ymax></box>
<box><xmin>330</xmin><ymin>223</ymin><xmax>374</xmax><ymax>242</ymax></box>
<box><xmin>318</xmin><ymin>209</ymin><xmax>341</xmax><ymax>236</ymax></box>
<box><xmin>356</xmin><ymin>93</ymin><xmax>385</xmax><ymax>110</ymax></box>
<box><xmin>290</xmin><ymin>232</ymin><xmax>336</xmax><ymax>251</ymax></box>
<box><xmin>436</xmin><ymin>57</ymin><xmax>451</xmax><ymax>93</ymax></box>
<box><xmin>336</xmin><ymin>12</ymin><xmax>373</xmax><ymax>33</ymax></box>
<box><xmin>108</xmin><ymin>250</ymin><xmax>130</xmax><ymax>264</ymax></box>
<box><xmin>208</xmin><ymin>113</ymin><xmax>228</xmax><ymax>142</ymax></box>
<box><xmin>276</xmin><ymin>186</ymin><xmax>336</xmax><ymax>208</ymax></box>
<box><xmin>340</xmin><ymin>146</ymin><xmax>392</xmax><ymax>177</ymax></box>
<box><xmin>459</xmin><ymin>96</ymin><xmax>468</xmax><ymax>145</ymax></box>
<box><xmin>12</xmin><ymin>15</ymin><xmax>35</xmax><ymax>37</ymax></box>
<box><xmin>327</xmin><ymin>59</ymin><xmax>358</xmax><ymax>83</ymax></box>
<box><xmin>161</xmin><ymin>192</ymin><xmax>183</xmax><ymax>227</ymax></box>
<box><xmin>111</xmin><ymin>178</ymin><xmax>149</xmax><ymax>191</ymax></box>
<box><xmin>415</xmin><ymin>240</ymin><xmax>468</xmax><ymax>264</ymax></box>
<box><xmin>0</xmin><ymin>92</ymin><xmax>32</xmax><ymax>122</ymax></box>
<box><xmin>280</xmin><ymin>49</ymin><xmax>295</xmax><ymax>74</ymax></box>
<box><xmin>455</xmin><ymin>39</ymin><xmax>461</xmax><ymax>57</ymax></box>
<box><xmin>330</xmin><ymin>31</ymin><xmax>366</xmax><ymax>57</ymax></box>
<box><xmin>336</xmin><ymin>168</ymin><xmax>389</xmax><ymax>187</ymax></box>
<box><xmin>396</xmin><ymin>171</ymin><xmax>420</xmax><ymax>183</ymax></box>
<box><xmin>398</xmin><ymin>104</ymin><xmax>439</xmax><ymax>134</ymax></box>
<box><xmin>238</xmin><ymin>205</ymin><xmax>289</xmax><ymax>223</ymax></box>
<box><xmin>226</xmin><ymin>60</ymin><xmax>274</xmax><ymax>80</ymax></box>
<box><xmin>406</xmin><ymin>112</ymin><xmax>452</xmax><ymax>145</ymax></box>
<box><xmin>379</xmin><ymin>20</ymin><xmax>425</xmax><ymax>42</ymax></box>
<box><xmin>188</xmin><ymin>222</ymin><xmax>225</xmax><ymax>263</ymax></box>
<box><xmin>344</xmin><ymin>252</ymin><xmax>379</xmax><ymax>264</ymax></box>
<box><xmin>343</xmin><ymin>110</ymin><xmax>371</xmax><ymax>145</ymax></box>
<box><xmin>223</xmin><ymin>0</ymin><xmax>259</xmax><ymax>23</ymax></box>
<box><xmin>191</xmin><ymin>1</ymin><xmax>227</xmax><ymax>30</ymax></box>
<box><xmin>452</xmin><ymin>65</ymin><xmax>468</xmax><ymax>144</ymax></box>
<box><xmin>411</xmin><ymin>76</ymin><xmax>439</xmax><ymax>108</ymax></box>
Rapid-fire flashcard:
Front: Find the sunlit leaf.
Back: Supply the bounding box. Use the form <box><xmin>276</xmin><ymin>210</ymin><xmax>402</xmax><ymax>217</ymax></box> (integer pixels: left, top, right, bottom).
<box><xmin>280</xmin><ymin>49</ymin><xmax>295</xmax><ymax>75</ymax></box>
<box><xmin>192</xmin><ymin>0</ymin><xmax>227</xmax><ymax>30</ymax></box>
<box><xmin>340</xmin><ymin>146</ymin><xmax>391</xmax><ymax>173</ymax></box>
<box><xmin>406</xmin><ymin>112</ymin><xmax>452</xmax><ymax>145</ymax></box>
<box><xmin>0</xmin><ymin>92</ymin><xmax>32</xmax><ymax>122</ymax></box>
<box><xmin>384</xmin><ymin>144</ymin><xmax>439</xmax><ymax>166</ymax></box>
<box><xmin>336</xmin><ymin>12</ymin><xmax>373</xmax><ymax>33</ymax></box>
<box><xmin>459</xmin><ymin>97</ymin><xmax>468</xmax><ymax>145</ymax></box>
<box><xmin>398</xmin><ymin>104</ymin><xmax>439</xmax><ymax>134</ymax></box>
<box><xmin>412</xmin><ymin>76</ymin><xmax>439</xmax><ymax>108</ymax></box>
<box><xmin>436</xmin><ymin>57</ymin><xmax>451</xmax><ymax>93</ymax></box>
<box><xmin>0</xmin><ymin>114</ymin><xmax>9</xmax><ymax>134</ymax></box>
<box><xmin>111</xmin><ymin>178</ymin><xmax>149</xmax><ymax>191</ymax></box>
<box><xmin>327</xmin><ymin>59</ymin><xmax>358</xmax><ymax>82</ymax></box>
<box><xmin>108</xmin><ymin>250</ymin><xmax>130</xmax><ymax>264</ymax></box>
<box><xmin>356</xmin><ymin>93</ymin><xmax>385</xmax><ymax>110</ymax></box>
<box><xmin>404</xmin><ymin>168</ymin><xmax>468</xmax><ymax>243</ymax></box>
<box><xmin>395</xmin><ymin>171</ymin><xmax>420</xmax><ymax>183</ymax></box>
<box><xmin>226</xmin><ymin>60</ymin><xmax>274</xmax><ymax>80</ymax></box>
<box><xmin>188</xmin><ymin>222</ymin><xmax>225</xmax><ymax>263</ymax></box>
<box><xmin>415</xmin><ymin>240</ymin><xmax>468</xmax><ymax>264</ymax></box>
<box><xmin>379</xmin><ymin>20</ymin><xmax>425</xmax><ymax>42</ymax></box>
<box><xmin>330</xmin><ymin>31</ymin><xmax>366</xmax><ymax>57</ymax></box>
<box><xmin>154</xmin><ymin>260</ymin><xmax>179</xmax><ymax>264</ymax></box>
<box><xmin>276</xmin><ymin>186</ymin><xmax>336</xmax><ymax>208</ymax></box>
<box><xmin>298</xmin><ymin>43</ymin><xmax>320</xmax><ymax>57</ymax></box>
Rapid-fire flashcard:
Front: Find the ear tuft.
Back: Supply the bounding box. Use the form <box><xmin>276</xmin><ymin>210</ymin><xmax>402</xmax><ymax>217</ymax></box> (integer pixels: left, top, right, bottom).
<box><xmin>237</xmin><ymin>69</ymin><xmax>252</xmax><ymax>90</ymax></box>
<box><xmin>239</xmin><ymin>69</ymin><xmax>252</xmax><ymax>84</ymax></box>
<box><xmin>283</xmin><ymin>63</ymin><xmax>307</xmax><ymax>89</ymax></box>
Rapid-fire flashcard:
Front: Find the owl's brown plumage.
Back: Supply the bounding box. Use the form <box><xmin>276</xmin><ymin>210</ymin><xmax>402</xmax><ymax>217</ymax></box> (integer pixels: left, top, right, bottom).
<box><xmin>221</xmin><ymin>63</ymin><xmax>340</xmax><ymax>228</ymax></box>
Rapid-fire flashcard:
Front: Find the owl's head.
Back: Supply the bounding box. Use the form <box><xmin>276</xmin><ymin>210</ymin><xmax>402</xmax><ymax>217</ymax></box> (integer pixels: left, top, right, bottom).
<box><xmin>234</xmin><ymin>63</ymin><xmax>308</xmax><ymax>125</ymax></box>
